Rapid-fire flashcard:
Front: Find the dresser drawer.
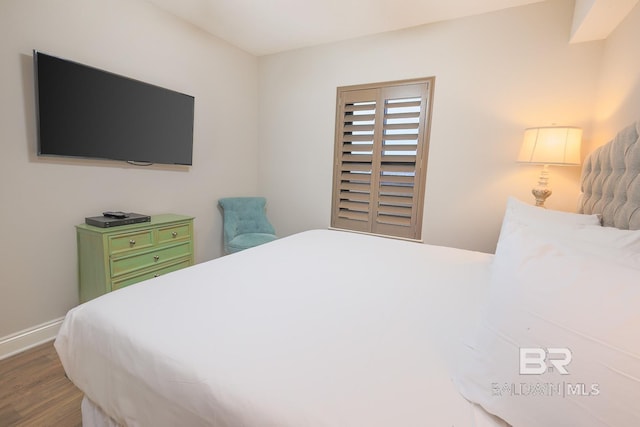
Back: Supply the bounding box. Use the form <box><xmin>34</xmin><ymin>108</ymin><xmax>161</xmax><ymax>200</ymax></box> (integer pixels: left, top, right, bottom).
<box><xmin>112</xmin><ymin>259</ymin><xmax>192</xmax><ymax>291</ymax></box>
<box><xmin>110</xmin><ymin>241</ymin><xmax>191</xmax><ymax>278</ymax></box>
<box><xmin>109</xmin><ymin>230</ymin><xmax>154</xmax><ymax>254</ymax></box>
<box><xmin>157</xmin><ymin>223</ymin><xmax>191</xmax><ymax>244</ymax></box>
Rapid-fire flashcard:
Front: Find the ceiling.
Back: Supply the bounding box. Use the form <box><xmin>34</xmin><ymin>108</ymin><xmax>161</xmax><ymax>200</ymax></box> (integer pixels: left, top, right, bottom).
<box><xmin>142</xmin><ymin>0</ymin><xmax>544</xmax><ymax>55</ymax></box>
<box><xmin>142</xmin><ymin>0</ymin><xmax>639</xmax><ymax>56</ymax></box>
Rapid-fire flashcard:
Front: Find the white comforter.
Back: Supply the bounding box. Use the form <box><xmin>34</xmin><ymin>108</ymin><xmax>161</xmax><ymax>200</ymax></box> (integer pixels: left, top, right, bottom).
<box><xmin>55</xmin><ymin>229</ymin><xmax>503</xmax><ymax>427</ymax></box>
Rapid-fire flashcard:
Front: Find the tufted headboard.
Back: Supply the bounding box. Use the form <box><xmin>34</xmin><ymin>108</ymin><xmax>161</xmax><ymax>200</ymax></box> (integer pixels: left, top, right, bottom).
<box><xmin>578</xmin><ymin>120</ymin><xmax>640</xmax><ymax>230</ymax></box>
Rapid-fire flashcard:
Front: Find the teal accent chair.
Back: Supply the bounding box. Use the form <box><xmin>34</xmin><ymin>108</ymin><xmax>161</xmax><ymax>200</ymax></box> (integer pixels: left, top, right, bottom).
<box><xmin>218</xmin><ymin>197</ymin><xmax>277</xmax><ymax>254</ymax></box>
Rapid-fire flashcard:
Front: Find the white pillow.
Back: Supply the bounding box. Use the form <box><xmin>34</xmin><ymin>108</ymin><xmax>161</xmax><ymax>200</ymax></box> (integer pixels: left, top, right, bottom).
<box><xmin>454</xmin><ymin>225</ymin><xmax>640</xmax><ymax>427</ymax></box>
<box><xmin>501</xmin><ymin>196</ymin><xmax>601</xmax><ymax>229</ymax></box>
<box><xmin>495</xmin><ymin>197</ymin><xmax>601</xmax><ymax>253</ymax></box>
<box><xmin>499</xmin><ymin>196</ymin><xmax>640</xmax><ymax>267</ymax></box>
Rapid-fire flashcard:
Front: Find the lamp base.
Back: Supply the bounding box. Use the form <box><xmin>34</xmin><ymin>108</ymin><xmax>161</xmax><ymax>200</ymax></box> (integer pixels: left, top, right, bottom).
<box><xmin>532</xmin><ymin>187</ymin><xmax>552</xmax><ymax>208</ymax></box>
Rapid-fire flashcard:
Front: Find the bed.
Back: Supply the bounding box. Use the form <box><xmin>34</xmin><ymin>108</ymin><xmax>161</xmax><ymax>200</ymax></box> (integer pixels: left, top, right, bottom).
<box><xmin>55</xmin><ymin>120</ymin><xmax>640</xmax><ymax>427</ymax></box>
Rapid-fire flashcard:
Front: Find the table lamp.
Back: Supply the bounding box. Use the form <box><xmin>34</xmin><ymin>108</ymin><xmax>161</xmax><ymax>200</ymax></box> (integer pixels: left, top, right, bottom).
<box><xmin>517</xmin><ymin>126</ymin><xmax>582</xmax><ymax>207</ymax></box>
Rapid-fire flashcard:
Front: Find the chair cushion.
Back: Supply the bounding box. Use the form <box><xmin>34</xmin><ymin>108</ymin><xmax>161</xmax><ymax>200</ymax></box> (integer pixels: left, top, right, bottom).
<box><xmin>218</xmin><ymin>197</ymin><xmax>276</xmax><ymax>236</ymax></box>
<box><xmin>227</xmin><ymin>233</ymin><xmax>277</xmax><ymax>253</ymax></box>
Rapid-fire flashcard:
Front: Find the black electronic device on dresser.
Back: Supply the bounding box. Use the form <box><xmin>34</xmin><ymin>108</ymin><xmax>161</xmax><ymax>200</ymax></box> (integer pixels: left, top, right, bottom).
<box><xmin>85</xmin><ymin>212</ymin><xmax>151</xmax><ymax>228</ymax></box>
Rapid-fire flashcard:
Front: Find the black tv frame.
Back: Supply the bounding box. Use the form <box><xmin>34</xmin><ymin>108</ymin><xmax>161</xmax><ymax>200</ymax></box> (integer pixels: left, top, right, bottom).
<box><xmin>34</xmin><ymin>50</ymin><xmax>195</xmax><ymax>166</ymax></box>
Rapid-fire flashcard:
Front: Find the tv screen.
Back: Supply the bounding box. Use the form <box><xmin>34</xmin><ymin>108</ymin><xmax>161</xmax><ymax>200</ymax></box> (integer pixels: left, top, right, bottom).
<box><xmin>34</xmin><ymin>50</ymin><xmax>194</xmax><ymax>165</ymax></box>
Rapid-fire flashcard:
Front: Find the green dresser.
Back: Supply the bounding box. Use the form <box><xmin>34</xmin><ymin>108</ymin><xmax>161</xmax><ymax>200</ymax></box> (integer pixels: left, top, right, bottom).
<box><xmin>76</xmin><ymin>214</ymin><xmax>194</xmax><ymax>303</ymax></box>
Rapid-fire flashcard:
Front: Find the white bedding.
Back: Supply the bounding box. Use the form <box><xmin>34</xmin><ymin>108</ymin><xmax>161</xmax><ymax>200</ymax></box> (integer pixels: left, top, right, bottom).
<box><xmin>55</xmin><ymin>229</ymin><xmax>504</xmax><ymax>427</ymax></box>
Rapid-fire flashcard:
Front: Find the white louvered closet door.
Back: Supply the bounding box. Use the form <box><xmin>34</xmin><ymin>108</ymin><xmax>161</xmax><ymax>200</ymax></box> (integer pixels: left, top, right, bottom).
<box><xmin>331</xmin><ymin>78</ymin><xmax>433</xmax><ymax>240</ymax></box>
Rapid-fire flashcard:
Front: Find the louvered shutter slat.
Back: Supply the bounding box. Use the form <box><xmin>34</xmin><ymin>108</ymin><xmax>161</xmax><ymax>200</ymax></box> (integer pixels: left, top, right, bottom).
<box><xmin>380</xmin><ymin>155</ymin><xmax>416</xmax><ymax>163</ymax></box>
<box><xmin>378</xmin><ymin>194</ymin><xmax>413</xmax><ymax>205</ymax></box>
<box><xmin>340</xmin><ymin>163</ymin><xmax>372</xmax><ymax>172</ymax></box>
<box><xmin>340</xmin><ymin>191</ymin><xmax>370</xmax><ymax>202</ymax></box>
<box><xmin>379</xmin><ymin>184</ymin><xmax>414</xmax><ymax>195</ymax></box>
<box><xmin>343</xmin><ymin>145</ymin><xmax>373</xmax><ymax>153</ymax></box>
<box><xmin>344</xmin><ymin>124</ymin><xmax>375</xmax><ymax>132</ymax></box>
<box><xmin>342</xmin><ymin>134</ymin><xmax>375</xmax><ymax>143</ymax></box>
<box><xmin>379</xmin><ymin>175</ymin><xmax>414</xmax><ymax>184</ymax></box>
<box><xmin>341</xmin><ymin>172</ymin><xmax>371</xmax><ymax>182</ymax></box>
<box><xmin>344</xmin><ymin>103</ymin><xmax>376</xmax><ymax>112</ymax></box>
<box><xmin>386</xmin><ymin>100</ymin><xmax>421</xmax><ymax>109</ymax></box>
<box><xmin>382</xmin><ymin>145</ymin><xmax>418</xmax><ymax>153</ymax></box>
<box><xmin>385</xmin><ymin>111</ymin><xmax>420</xmax><ymax>120</ymax></box>
<box><xmin>379</xmin><ymin>164</ymin><xmax>416</xmax><ymax>173</ymax></box>
<box><xmin>377</xmin><ymin>214</ymin><xmax>412</xmax><ymax>226</ymax></box>
<box><xmin>384</xmin><ymin>123</ymin><xmax>419</xmax><ymax>131</ymax></box>
<box><xmin>343</xmin><ymin>114</ymin><xmax>375</xmax><ymax>122</ymax></box>
<box><xmin>341</xmin><ymin>182</ymin><xmax>371</xmax><ymax>192</ymax></box>
<box><xmin>382</xmin><ymin>134</ymin><xmax>419</xmax><ymax>141</ymax></box>
<box><xmin>342</xmin><ymin>154</ymin><xmax>373</xmax><ymax>163</ymax></box>
<box><xmin>338</xmin><ymin>211</ymin><xmax>370</xmax><ymax>221</ymax></box>
<box><xmin>338</xmin><ymin>200</ymin><xmax>369</xmax><ymax>212</ymax></box>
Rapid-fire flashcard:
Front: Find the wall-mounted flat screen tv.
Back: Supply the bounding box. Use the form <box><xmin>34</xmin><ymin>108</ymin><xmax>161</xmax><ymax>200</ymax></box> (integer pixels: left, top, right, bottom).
<box><xmin>34</xmin><ymin>50</ymin><xmax>194</xmax><ymax>166</ymax></box>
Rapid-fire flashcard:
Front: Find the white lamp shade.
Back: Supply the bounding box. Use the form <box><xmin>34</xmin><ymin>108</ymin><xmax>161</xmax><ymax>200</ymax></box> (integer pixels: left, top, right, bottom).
<box><xmin>518</xmin><ymin>126</ymin><xmax>582</xmax><ymax>165</ymax></box>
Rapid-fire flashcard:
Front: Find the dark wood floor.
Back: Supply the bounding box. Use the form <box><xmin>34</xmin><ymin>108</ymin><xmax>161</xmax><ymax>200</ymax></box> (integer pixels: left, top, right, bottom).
<box><xmin>0</xmin><ymin>340</ymin><xmax>82</xmax><ymax>427</ymax></box>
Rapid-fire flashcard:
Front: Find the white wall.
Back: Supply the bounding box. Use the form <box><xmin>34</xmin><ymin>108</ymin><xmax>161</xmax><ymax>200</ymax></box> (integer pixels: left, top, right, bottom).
<box><xmin>257</xmin><ymin>0</ymin><xmax>604</xmax><ymax>253</ymax></box>
<box><xmin>0</xmin><ymin>0</ymin><xmax>259</xmax><ymax>339</ymax></box>
<box><xmin>592</xmin><ymin>1</ymin><xmax>640</xmax><ymax>149</ymax></box>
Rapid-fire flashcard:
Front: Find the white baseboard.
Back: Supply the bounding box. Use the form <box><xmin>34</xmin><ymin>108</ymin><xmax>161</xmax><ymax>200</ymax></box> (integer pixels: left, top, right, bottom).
<box><xmin>0</xmin><ymin>317</ymin><xmax>65</xmax><ymax>360</ymax></box>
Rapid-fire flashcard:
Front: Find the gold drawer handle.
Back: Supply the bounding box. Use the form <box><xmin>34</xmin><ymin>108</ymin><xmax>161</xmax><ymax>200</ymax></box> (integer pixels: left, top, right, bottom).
<box><xmin>171</xmin><ymin>231</ymin><xmax>178</xmax><ymax>238</ymax></box>
<box><xmin>129</xmin><ymin>239</ymin><xmax>136</xmax><ymax>246</ymax></box>
<box><xmin>153</xmin><ymin>255</ymin><xmax>160</xmax><ymax>262</ymax></box>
